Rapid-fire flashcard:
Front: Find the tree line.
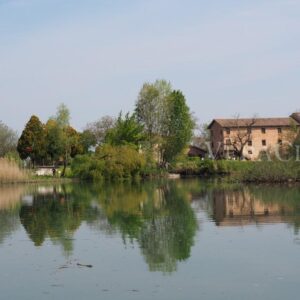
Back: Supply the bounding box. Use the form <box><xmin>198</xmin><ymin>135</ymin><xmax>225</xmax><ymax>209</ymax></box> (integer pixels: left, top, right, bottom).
<box><xmin>1</xmin><ymin>79</ymin><xmax>195</xmax><ymax>179</ymax></box>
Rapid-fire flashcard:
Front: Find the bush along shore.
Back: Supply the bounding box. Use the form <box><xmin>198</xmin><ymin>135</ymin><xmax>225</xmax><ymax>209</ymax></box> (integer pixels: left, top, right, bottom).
<box><xmin>231</xmin><ymin>160</ymin><xmax>300</xmax><ymax>183</ymax></box>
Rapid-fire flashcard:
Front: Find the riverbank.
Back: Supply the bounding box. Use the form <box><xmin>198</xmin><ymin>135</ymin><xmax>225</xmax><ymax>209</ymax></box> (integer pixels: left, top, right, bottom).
<box><xmin>0</xmin><ymin>177</ymin><xmax>77</xmax><ymax>185</ymax></box>
<box><xmin>172</xmin><ymin>158</ymin><xmax>300</xmax><ymax>183</ymax></box>
<box><xmin>3</xmin><ymin>156</ymin><xmax>300</xmax><ymax>185</ymax></box>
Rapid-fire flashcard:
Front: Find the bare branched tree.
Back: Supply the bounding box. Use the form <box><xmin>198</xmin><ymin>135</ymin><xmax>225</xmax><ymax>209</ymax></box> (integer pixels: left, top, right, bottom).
<box><xmin>193</xmin><ymin>122</ymin><xmax>210</xmax><ymax>147</ymax></box>
<box><xmin>84</xmin><ymin>116</ymin><xmax>116</xmax><ymax>146</ymax></box>
<box><xmin>228</xmin><ymin>115</ymin><xmax>256</xmax><ymax>159</ymax></box>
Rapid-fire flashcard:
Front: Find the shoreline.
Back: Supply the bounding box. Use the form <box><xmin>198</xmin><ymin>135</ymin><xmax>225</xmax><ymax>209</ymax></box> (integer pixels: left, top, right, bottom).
<box><xmin>2</xmin><ymin>174</ymin><xmax>300</xmax><ymax>186</ymax></box>
<box><xmin>0</xmin><ymin>177</ymin><xmax>78</xmax><ymax>185</ymax></box>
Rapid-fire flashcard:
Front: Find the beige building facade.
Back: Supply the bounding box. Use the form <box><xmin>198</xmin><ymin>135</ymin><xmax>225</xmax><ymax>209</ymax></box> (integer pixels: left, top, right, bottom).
<box><xmin>208</xmin><ymin>113</ymin><xmax>300</xmax><ymax>160</ymax></box>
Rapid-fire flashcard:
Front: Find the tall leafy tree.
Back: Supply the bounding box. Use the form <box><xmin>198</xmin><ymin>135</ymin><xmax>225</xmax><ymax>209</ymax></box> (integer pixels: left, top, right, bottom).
<box><xmin>17</xmin><ymin>115</ymin><xmax>46</xmax><ymax>165</ymax></box>
<box><xmin>0</xmin><ymin>121</ymin><xmax>18</xmax><ymax>157</ymax></box>
<box><xmin>80</xmin><ymin>130</ymin><xmax>97</xmax><ymax>153</ymax></box>
<box><xmin>48</xmin><ymin>104</ymin><xmax>81</xmax><ymax>176</ymax></box>
<box><xmin>135</xmin><ymin>79</ymin><xmax>172</xmax><ymax>145</ymax></box>
<box><xmin>162</xmin><ymin>91</ymin><xmax>194</xmax><ymax>164</ymax></box>
<box><xmin>65</xmin><ymin>126</ymin><xmax>84</xmax><ymax>158</ymax></box>
<box><xmin>45</xmin><ymin>119</ymin><xmax>64</xmax><ymax>163</ymax></box>
<box><xmin>54</xmin><ymin>103</ymin><xmax>70</xmax><ymax>128</ymax></box>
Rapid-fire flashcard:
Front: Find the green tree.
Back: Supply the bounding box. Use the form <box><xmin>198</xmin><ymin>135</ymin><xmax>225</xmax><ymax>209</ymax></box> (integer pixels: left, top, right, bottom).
<box><xmin>47</xmin><ymin>104</ymin><xmax>82</xmax><ymax>176</ymax></box>
<box><xmin>17</xmin><ymin>115</ymin><xmax>46</xmax><ymax>166</ymax></box>
<box><xmin>54</xmin><ymin>103</ymin><xmax>70</xmax><ymax>128</ymax></box>
<box><xmin>54</xmin><ymin>104</ymin><xmax>72</xmax><ymax>175</ymax></box>
<box><xmin>162</xmin><ymin>90</ymin><xmax>194</xmax><ymax>164</ymax></box>
<box><xmin>80</xmin><ymin>129</ymin><xmax>97</xmax><ymax>153</ymax></box>
<box><xmin>65</xmin><ymin>126</ymin><xmax>84</xmax><ymax>158</ymax></box>
<box><xmin>105</xmin><ymin>112</ymin><xmax>146</xmax><ymax>148</ymax></box>
<box><xmin>45</xmin><ymin>119</ymin><xmax>64</xmax><ymax>163</ymax></box>
<box><xmin>0</xmin><ymin>121</ymin><xmax>18</xmax><ymax>157</ymax></box>
<box><xmin>135</xmin><ymin>79</ymin><xmax>172</xmax><ymax>145</ymax></box>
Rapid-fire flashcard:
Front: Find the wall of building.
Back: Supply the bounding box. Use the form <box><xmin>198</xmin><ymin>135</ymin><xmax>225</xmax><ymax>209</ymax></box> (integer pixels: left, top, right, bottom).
<box><xmin>210</xmin><ymin>122</ymin><xmax>224</xmax><ymax>158</ymax></box>
<box><xmin>211</xmin><ymin>123</ymin><xmax>295</xmax><ymax>160</ymax></box>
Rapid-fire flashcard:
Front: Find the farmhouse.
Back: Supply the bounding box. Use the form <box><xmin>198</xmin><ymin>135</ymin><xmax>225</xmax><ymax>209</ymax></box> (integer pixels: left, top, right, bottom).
<box><xmin>208</xmin><ymin>113</ymin><xmax>300</xmax><ymax>160</ymax></box>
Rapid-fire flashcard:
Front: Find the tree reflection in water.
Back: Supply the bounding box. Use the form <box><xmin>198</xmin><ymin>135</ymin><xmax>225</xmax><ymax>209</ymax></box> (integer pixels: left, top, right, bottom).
<box><xmin>19</xmin><ymin>184</ymin><xmax>101</xmax><ymax>255</ymax></box>
<box><xmin>97</xmin><ymin>181</ymin><xmax>198</xmax><ymax>273</ymax></box>
<box><xmin>12</xmin><ymin>181</ymin><xmax>198</xmax><ymax>272</ymax></box>
<box><xmin>2</xmin><ymin>180</ymin><xmax>300</xmax><ymax>273</ymax></box>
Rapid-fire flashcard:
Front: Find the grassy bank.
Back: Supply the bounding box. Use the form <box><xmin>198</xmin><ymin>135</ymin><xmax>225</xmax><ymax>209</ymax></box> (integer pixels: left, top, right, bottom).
<box><xmin>232</xmin><ymin>160</ymin><xmax>300</xmax><ymax>183</ymax></box>
<box><xmin>172</xmin><ymin>157</ymin><xmax>300</xmax><ymax>183</ymax></box>
<box><xmin>171</xmin><ymin>157</ymin><xmax>250</xmax><ymax>176</ymax></box>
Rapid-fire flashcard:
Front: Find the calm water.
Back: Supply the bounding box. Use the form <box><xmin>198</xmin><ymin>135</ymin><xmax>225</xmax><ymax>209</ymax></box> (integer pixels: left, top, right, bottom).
<box><xmin>1</xmin><ymin>179</ymin><xmax>300</xmax><ymax>300</ymax></box>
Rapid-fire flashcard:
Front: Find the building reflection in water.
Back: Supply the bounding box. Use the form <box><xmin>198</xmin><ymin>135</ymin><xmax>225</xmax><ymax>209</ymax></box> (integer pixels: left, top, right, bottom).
<box><xmin>211</xmin><ymin>187</ymin><xmax>300</xmax><ymax>227</ymax></box>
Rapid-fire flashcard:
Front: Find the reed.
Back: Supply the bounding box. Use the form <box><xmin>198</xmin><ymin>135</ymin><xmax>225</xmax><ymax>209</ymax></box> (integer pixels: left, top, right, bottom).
<box><xmin>0</xmin><ymin>158</ymin><xmax>28</xmax><ymax>183</ymax></box>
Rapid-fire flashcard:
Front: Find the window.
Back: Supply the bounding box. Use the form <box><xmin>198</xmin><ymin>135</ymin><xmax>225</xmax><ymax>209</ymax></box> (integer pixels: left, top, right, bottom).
<box><xmin>247</xmin><ymin>128</ymin><xmax>252</xmax><ymax>134</ymax></box>
<box><xmin>226</xmin><ymin>139</ymin><xmax>231</xmax><ymax>145</ymax></box>
<box><xmin>248</xmin><ymin>140</ymin><xmax>252</xmax><ymax>146</ymax></box>
<box><xmin>262</xmin><ymin>140</ymin><xmax>266</xmax><ymax>146</ymax></box>
<box><xmin>278</xmin><ymin>139</ymin><xmax>282</xmax><ymax>145</ymax></box>
<box><xmin>278</xmin><ymin>128</ymin><xmax>282</xmax><ymax>134</ymax></box>
<box><xmin>248</xmin><ymin>150</ymin><xmax>253</xmax><ymax>155</ymax></box>
<box><xmin>261</xmin><ymin>128</ymin><xmax>266</xmax><ymax>134</ymax></box>
<box><xmin>225</xmin><ymin>128</ymin><xmax>230</xmax><ymax>135</ymax></box>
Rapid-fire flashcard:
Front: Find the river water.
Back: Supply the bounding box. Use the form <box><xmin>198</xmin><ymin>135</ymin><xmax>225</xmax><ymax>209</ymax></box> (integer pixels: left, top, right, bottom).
<box><xmin>0</xmin><ymin>179</ymin><xmax>300</xmax><ymax>300</ymax></box>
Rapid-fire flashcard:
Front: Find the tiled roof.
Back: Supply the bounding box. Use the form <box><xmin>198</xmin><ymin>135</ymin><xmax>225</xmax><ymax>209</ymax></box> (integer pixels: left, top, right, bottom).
<box><xmin>208</xmin><ymin>117</ymin><xmax>299</xmax><ymax>129</ymax></box>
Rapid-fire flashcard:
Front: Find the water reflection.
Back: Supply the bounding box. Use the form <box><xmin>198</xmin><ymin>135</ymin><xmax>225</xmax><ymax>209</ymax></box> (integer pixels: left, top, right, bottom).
<box><xmin>0</xmin><ymin>181</ymin><xmax>198</xmax><ymax>272</ymax></box>
<box><xmin>1</xmin><ymin>180</ymin><xmax>300</xmax><ymax>273</ymax></box>
<box><xmin>19</xmin><ymin>185</ymin><xmax>98</xmax><ymax>254</ymax></box>
<box><xmin>211</xmin><ymin>185</ymin><xmax>300</xmax><ymax>232</ymax></box>
<box><xmin>0</xmin><ymin>185</ymin><xmax>24</xmax><ymax>244</ymax></box>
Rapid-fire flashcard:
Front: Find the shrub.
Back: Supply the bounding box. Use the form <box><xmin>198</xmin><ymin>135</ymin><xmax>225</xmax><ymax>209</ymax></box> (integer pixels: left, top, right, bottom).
<box><xmin>71</xmin><ymin>145</ymin><xmax>146</xmax><ymax>181</ymax></box>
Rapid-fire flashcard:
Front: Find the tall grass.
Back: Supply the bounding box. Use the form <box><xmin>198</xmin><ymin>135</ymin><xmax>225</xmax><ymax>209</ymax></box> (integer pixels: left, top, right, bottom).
<box><xmin>0</xmin><ymin>158</ymin><xmax>28</xmax><ymax>183</ymax></box>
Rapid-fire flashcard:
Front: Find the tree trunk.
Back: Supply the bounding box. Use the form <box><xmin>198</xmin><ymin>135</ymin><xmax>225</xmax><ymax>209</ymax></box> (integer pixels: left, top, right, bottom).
<box><xmin>61</xmin><ymin>159</ymin><xmax>67</xmax><ymax>177</ymax></box>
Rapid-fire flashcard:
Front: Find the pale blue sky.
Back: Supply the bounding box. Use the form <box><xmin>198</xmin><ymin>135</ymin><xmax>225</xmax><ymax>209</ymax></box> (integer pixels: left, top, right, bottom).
<box><xmin>1</xmin><ymin>0</ymin><xmax>300</xmax><ymax>132</ymax></box>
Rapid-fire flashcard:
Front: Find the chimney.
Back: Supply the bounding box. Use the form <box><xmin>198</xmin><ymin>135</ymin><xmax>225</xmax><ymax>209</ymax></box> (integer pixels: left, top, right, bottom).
<box><xmin>290</xmin><ymin>112</ymin><xmax>300</xmax><ymax>124</ymax></box>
